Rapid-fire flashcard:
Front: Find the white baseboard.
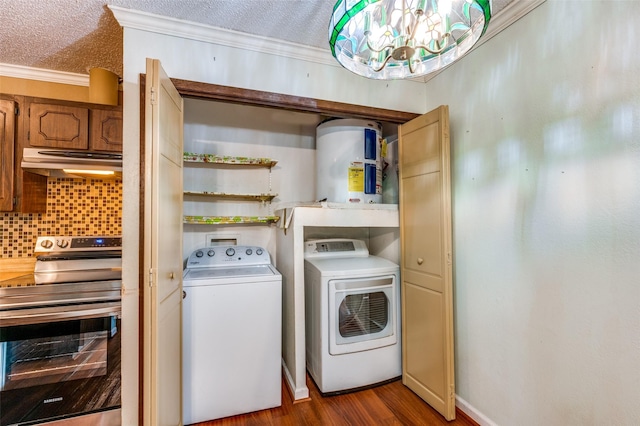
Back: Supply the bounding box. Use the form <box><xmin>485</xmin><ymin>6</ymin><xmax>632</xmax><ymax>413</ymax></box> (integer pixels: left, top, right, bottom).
<box><xmin>282</xmin><ymin>360</ymin><xmax>309</xmax><ymax>401</ymax></box>
<box><xmin>456</xmin><ymin>395</ymin><xmax>498</xmax><ymax>426</ymax></box>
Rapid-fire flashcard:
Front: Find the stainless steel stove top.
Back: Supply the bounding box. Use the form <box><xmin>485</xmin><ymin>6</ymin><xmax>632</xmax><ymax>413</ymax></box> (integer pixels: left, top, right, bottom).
<box><xmin>34</xmin><ymin>236</ymin><xmax>122</xmax><ymax>285</ymax></box>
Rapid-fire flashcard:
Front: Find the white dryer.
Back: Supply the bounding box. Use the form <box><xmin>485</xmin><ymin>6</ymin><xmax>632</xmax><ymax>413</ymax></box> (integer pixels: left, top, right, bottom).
<box><xmin>304</xmin><ymin>238</ymin><xmax>401</xmax><ymax>394</ymax></box>
<box><xmin>182</xmin><ymin>245</ymin><xmax>282</xmax><ymax>425</ymax></box>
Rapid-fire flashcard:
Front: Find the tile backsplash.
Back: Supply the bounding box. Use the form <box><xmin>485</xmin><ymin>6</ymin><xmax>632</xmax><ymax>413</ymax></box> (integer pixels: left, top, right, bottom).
<box><xmin>1</xmin><ymin>178</ymin><xmax>122</xmax><ymax>258</ymax></box>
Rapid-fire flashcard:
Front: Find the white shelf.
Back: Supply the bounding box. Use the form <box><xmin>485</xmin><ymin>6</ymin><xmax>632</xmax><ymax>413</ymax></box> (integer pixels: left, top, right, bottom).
<box><xmin>184</xmin><ymin>191</ymin><xmax>277</xmax><ymax>202</ymax></box>
<box><xmin>183</xmin><ymin>153</ymin><xmax>277</xmax><ymax>168</ymax></box>
<box><xmin>183</xmin><ymin>152</ymin><xmax>278</xmax><ymax>221</ymax></box>
<box><xmin>183</xmin><ymin>215</ymin><xmax>280</xmax><ymax>225</ymax></box>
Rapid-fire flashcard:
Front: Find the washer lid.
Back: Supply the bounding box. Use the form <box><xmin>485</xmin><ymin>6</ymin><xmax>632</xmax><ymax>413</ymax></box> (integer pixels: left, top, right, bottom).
<box><xmin>184</xmin><ymin>265</ymin><xmax>276</xmax><ymax>280</ymax></box>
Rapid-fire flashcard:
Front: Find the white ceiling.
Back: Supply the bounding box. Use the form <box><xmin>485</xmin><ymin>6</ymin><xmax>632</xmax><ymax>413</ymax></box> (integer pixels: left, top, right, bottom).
<box><xmin>0</xmin><ymin>0</ymin><xmax>515</xmax><ymax>78</ymax></box>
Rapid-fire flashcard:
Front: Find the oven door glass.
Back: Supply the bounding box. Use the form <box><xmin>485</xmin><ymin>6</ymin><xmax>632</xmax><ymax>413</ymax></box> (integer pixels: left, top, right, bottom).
<box><xmin>0</xmin><ymin>316</ymin><xmax>121</xmax><ymax>425</ymax></box>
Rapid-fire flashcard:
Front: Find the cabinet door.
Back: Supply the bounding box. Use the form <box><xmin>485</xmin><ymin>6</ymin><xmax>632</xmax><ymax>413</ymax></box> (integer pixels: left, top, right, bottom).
<box><xmin>28</xmin><ymin>102</ymin><xmax>89</xmax><ymax>149</ymax></box>
<box><xmin>399</xmin><ymin>105</ymin><xmax>455</xmax><ymax>420</ymax></box>
<box><xmin>91</xmin><ymin>109</ymin><xmax>123</xmax><ymax>152</ymax></box>
<box><xmin>0</xmin><ymin>99</ymin><xmax>16</xmax><ymax>211</ymax></box>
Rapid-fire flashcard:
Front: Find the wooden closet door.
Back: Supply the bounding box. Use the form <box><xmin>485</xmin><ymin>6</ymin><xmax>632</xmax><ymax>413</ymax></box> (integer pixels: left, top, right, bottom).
<box><xmin>399</xmin><ymin>105</ymin><xmax>455</xmax><ymax>420</ymax></box>
<box><xmin>143</xmin><ymin>58</ymin><xmax>184</xmax><ymax>426</ymax></box>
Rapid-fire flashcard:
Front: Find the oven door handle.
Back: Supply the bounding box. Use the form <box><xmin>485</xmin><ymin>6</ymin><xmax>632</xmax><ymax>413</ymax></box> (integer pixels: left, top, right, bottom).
<box><xmin>0</xmin><ymin>302</ymin><xmax>121</xmax><ymax>326</ymax></box>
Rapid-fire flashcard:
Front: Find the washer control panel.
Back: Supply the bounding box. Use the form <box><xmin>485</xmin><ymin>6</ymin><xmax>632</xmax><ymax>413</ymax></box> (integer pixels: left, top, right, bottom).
<box><xmin>186</xmin><ymin>245</ymin><xmax>270</xmax><ymax>268</ymax></box>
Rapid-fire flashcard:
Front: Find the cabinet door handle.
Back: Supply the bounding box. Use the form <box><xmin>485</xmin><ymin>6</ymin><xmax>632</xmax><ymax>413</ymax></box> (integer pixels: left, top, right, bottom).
<box><xmin>417</xmin><ymin>257</ymin><xmax>424</xmax><ymax>265</ymax></box>
<box><xmin>169</xmin><ymin>272</ymin><xmax>175</xmax><ymax>279</ymax></box>
<box><xmin>183</xmin><ymin>290</ymin><xmax>187</xmax><ymax>299</ymax></box>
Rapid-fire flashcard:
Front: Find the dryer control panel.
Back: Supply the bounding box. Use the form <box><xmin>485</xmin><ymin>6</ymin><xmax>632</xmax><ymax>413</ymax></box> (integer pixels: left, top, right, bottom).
<box><xmin>303</xmin><ymin>238</ymin><xmax>369</xmax><ymax>259</ymax></box>
<box><xmin>186</xmin><ymin>245</ymin><xmax>271</xmax><ymax>268</ymax></box>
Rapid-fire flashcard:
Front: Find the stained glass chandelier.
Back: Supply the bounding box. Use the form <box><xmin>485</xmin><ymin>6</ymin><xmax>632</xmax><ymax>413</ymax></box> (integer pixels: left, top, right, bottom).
<box><xmin>329</xmin><ymin>0</ymin><xmax>492</xmax><ymax>80</ymax></box>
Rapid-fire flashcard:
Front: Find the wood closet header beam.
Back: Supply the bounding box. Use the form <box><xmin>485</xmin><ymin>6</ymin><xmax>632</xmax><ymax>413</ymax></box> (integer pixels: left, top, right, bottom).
<box><xmin>170</xmin><ymin>78</ymin><xmax>419</xmax><ymax>124</ymax></box>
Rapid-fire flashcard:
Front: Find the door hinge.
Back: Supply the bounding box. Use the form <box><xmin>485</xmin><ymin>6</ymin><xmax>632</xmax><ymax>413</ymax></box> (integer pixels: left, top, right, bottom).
<box><xmin>149</xmin><ymin>268</ymin><xmax>155</xmax><ymax>287</ymax></box>
<box><xmin>450</xmin><ymin>384</ymin><xmax>455</xmax><ymax>400</ymax></box>
<box><xmin>14</xmin><ymin>105</ymin><xmax>19</xmax><ymax>116</ymax></box>
<box><xmin>150</xmin><ymin>87</ymin><xmax>157</xmax><ymax>105</ymax></box>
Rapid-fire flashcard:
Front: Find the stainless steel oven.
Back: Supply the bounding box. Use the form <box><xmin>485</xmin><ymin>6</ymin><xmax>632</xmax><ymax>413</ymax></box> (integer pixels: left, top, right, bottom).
<box><xmin>0</xmin><ymin>236</ymin><xmax>122</xmax><ymax>426</ymax></box>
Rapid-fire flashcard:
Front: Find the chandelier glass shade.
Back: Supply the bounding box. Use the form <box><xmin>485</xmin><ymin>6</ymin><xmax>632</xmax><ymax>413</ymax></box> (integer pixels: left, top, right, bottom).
<box><xmin>329</xmin><ymin>0</ymin><xmax>492</xmax><ymax>80</ymax></box>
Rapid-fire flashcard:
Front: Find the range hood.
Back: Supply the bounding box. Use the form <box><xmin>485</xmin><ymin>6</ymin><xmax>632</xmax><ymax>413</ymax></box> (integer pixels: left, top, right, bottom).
<box><xmin>21</xmin><ymin>148</ymin><xmax>122</xmax><ymax>179</ymax></box>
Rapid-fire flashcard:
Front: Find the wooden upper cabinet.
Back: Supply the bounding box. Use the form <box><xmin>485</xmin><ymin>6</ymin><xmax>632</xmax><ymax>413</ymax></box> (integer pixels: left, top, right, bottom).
<box><xmin>91</xmin><ymin>108</ymin><xmax>123</xmax><ymax>152</ymax></box>
<box><xmin>28</xmin><ymin>102</ymin><xmax>89</xmax><ymax>149</ymax></box>
<box><xmin>3</xmin><ymin>96</ymin><xmax>123</xmax><ymax>213</ymax></box>
<box><xmin>26</xmin><ymin>99</ymin><xmax>123</xmax><ymax>152</ymax></box>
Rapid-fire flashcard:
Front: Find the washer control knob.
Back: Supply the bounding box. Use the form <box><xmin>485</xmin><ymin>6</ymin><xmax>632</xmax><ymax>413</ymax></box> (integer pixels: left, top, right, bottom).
<box><xmin>256</xmin><ymin>248</ymin><xmax>263</xmax><ymax>255</ymax></box>
<box><xmin>207</xmin><ymin>249</ymin><xmax>215</xmax><ymax>257</ymax></box>
<box><xmin>245</xmin><ymin>248</ymin><xmax>253</xmax><ymax>256</ymax></box>
<box><xmin>225</xmin><ymin>247</ymin><xmax>236</xmax><ymax>257</ymax></box>
<box><xmin>57</xmin><ymin>239</ymin><xmax>69</xmax><ymax>248</ymax></box>
<box><xmin>195</xmin><ymin>250</ymin><xmax>204</xmax><ymax>258</ymax></box>
<box><xmin>41</xmin><ymin>239</ymin><xmax>54</xmax><ymax>249</ymax></box>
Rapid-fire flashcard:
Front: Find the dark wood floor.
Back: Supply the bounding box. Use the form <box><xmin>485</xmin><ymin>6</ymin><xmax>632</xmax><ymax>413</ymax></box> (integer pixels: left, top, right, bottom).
<box><xmin>193</xmin><ymin>375</ymin><xmax>477</xmax><ymax>426</ymax></box>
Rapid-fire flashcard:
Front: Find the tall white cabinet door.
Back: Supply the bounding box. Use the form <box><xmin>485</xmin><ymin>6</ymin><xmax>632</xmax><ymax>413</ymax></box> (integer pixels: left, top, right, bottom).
<box><xmin>143</xmin><ymin>58</ymin><xmax>184</xmax><ymax>426</ymax></box>
<box><xmin>399</xmin><ymin>105</ymin><xmax>455</xmax><ymax>420</ymax></box>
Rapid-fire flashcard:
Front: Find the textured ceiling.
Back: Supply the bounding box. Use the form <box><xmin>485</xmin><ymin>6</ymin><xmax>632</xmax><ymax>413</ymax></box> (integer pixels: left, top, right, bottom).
<box><xmin>0</xmin><ymin>0</ymin><xmax>513</xmax><ymax>78</ymax></box>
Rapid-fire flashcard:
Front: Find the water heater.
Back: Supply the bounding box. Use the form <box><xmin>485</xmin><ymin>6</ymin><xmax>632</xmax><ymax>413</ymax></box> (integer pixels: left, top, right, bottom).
<box><xmin>316</xmin><ymin>119</ymin><xmax>382</xmax><ymax>204</ymax></box>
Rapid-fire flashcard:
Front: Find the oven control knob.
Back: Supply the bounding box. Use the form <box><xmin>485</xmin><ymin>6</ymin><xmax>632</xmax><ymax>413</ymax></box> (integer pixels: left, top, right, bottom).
<box><xmin>225</xmin><ymin>248</ymin><xmax>235</xmax><ymax>257</ymax></box>
<box><xmin>245</xmin><ymin>248</ymin><xmax>253</xmax><ymax>256</ymax></box>
<box><xmin>57</xmin><ymin>239</ymin><xmax>69</xmax><ymax>248</ymax></box>
<box><xmin>207</xmin><ymin>249</ymin><xmax>215</xmax><ymax>257</ymax></box>
<box><xmin>256</xmin><ymin>248</ymin><xmax>263</xmax><ymax>255</ymax></box>
<box><xmin>195</xmin><ymin>250</ymin><xmax>204</xmax><ymax>258</ymax></box>
<box><xmin>41</xmin><ymin>239</ymin><xmax>54</xmax><ymax>249</ymax></box>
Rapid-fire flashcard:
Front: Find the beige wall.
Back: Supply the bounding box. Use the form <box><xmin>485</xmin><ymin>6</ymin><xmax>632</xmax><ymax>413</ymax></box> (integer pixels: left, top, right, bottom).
<box><xmin>422</xmin><ymin>1</ymin><xmax>640</xmax><ymax>424</ymax></box>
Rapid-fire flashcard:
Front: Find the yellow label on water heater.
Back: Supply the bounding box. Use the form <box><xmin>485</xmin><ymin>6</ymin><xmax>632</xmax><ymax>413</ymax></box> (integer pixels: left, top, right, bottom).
<box><xmin>348</xmin><ymin>163</ymin><xmax>364</xmax><ymax>192</ymax></box>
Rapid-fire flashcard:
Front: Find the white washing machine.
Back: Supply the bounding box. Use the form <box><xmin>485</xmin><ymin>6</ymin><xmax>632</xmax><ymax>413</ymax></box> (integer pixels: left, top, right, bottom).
<box><xmin>182</xmin><ymin>245</ymin><xmax>282</xmax><ymax>425</ymax></box>
<box><xmin>304</xmin><ymin>238</ymin><xmax>401</xmax><ymax>394</ymax></box>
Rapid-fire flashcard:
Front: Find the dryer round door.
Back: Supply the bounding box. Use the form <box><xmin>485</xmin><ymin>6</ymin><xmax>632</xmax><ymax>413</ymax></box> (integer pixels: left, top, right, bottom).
<box><xmin>328</xmin><ymin>274</ymin><xmax>398</xmax><ymax>355</ymax></box>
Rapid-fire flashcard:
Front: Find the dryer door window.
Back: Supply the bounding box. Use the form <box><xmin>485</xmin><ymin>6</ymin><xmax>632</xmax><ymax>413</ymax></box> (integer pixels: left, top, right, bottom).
<box><xmin>328</xmin><ymin>275</ymin><xmax>398</xmax><ymax>355</ymax></box>
<box><xmin>338</xmin><ymin>291</ymin><xmax>389</xmax><ymax>338</ymax></box>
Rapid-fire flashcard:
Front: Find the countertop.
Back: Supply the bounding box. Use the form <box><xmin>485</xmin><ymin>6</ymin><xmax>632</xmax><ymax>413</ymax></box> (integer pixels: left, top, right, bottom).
<box><xmin>0</xmin><ymin>257</ymin><xmax>36</xmax><ymax>287</ymax></box>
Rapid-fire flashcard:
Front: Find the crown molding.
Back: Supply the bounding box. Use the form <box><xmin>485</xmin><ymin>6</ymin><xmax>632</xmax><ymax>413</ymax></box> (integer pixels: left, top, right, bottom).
<box><xmin>110</xmin><ymin>1</ymin><xmax>545</xmax><ymax>84</ymax></box>
<box><xmin>1</xmin><ymin>1</ymin><xmax>546</xmax><ymax>86</ymax></box>
<box><xmin>108</xmin><ymin>5</ymin><xmax>338</xmax><ymax>68</ymax></box>
<box><xmin>0</xmin><ymin>63</ymin><xmax>88</xmax><ymax>86</ymax></box>
<box><xmin>479</xmin><ymin>0</ymin><xmax>547</xmax><ymax>47</ymax></box>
